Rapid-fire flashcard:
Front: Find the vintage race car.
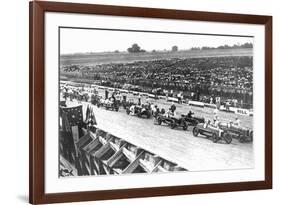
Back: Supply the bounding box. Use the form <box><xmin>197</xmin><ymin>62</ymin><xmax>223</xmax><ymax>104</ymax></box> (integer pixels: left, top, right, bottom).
<box><xmin>90</xmin><ymin>94</ymin><xmax>100</xmax><ymax>105</ymax></box>
<box><xmin>181</xmin><ymin>114</ymin><xmax>205</xmax><ymax>126</ymax></box>
<box><xmin>155</xmin><ymin>114</ymin><xmax>188</xmax><ymax>130</ymax></box>
<box><xmin>97</xmin><ymin>98</ymin><xmax>119</xmax><ymax>111</ymax></box>
<box><xmin>193</xmin><ymin>123</ymin><xmax>232</xmax><ymax>144</ymax></box>
<box><xmin>122</xmin><ymin>100</ymin><xmax>135</xmax><ymax>110</ymax></box>
<box><xmin>126</xmin><ymin>105</ymin><xmax>152</xmax><ymax>118</ymax></box>
<box><xmin>219</xmin><ymin>123</ymin><xmax>253</xmax><ymax>143</ymax></box>
<box><xmin>79</xmin><ymin>92</ymin><xmax>89</xmax><ymax>102</ymax></box>
<box><xmin>152</xmin><ymin>108</ymin><xmax>166</xmax><ymax>118</ymax></box>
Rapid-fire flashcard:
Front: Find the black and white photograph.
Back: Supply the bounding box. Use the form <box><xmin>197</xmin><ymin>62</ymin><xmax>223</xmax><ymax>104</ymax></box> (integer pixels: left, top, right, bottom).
<box><xmin>59</xmin><ymin>27</ymin><xmax>254</xmax><ymax>177</ymax></box>
<box><xmin>0</xmin><ymin>0</ymin><xmax>277</xmax><ymax>203</ymax></box>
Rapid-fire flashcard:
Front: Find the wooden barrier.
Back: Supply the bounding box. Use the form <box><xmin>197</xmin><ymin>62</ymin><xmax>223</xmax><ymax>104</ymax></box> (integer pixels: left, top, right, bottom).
<box><xmin>188</xmin><ymin>101</ymin><xmax>204</xmax><ymax>107</ymax></box>
<box><xmin>59</xmin><ymin>126</ymin><xmax>188</xmax><ymax>177</ymax></box>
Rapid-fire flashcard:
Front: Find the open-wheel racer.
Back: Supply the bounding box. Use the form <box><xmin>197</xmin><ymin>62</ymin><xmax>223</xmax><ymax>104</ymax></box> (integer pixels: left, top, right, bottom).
<box><xmin>126</xmin><ymin>104</ymin><xmax>152</xmax><ymax>118</ymax></box>
<box><xmin>192</xmin><ymin>121</ymin><xmax>232</xmax><ymax>144</ymax></box>
<box><xmin>154</xmin><ymin>109</ymin><xmax>188</xmax><ymax>130</ymax></box>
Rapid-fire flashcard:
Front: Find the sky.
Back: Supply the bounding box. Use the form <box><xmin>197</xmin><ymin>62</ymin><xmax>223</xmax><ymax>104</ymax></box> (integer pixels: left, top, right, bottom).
<box><xmin>60</xmin><ymin>27</ymin><xmax>253</xmax><ymax>55</ymax></box>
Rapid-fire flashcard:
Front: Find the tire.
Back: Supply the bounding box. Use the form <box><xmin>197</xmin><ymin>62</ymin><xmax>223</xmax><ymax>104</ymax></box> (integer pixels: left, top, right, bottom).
<box><xmin>211</xmin><ymin>133</ymin><xmax>219</xmax><ymax>143</ymax></box>
<box><xmin>182</xmin><ymin>122</ymin><xmax>188</xmax><ymax>130</ymax></box>
<box><xmin>193</xmin><ymin>127</ymin><xmax>199</xmax><ymax>136</ymax></box>
<box><xmin>157</xmin><ymin>117</ymin><xmax>162</xmax><ymax>125</ymax></box>
<box><xmin>223</xmin><ymin>133</ymin><xmax>232</xmax><ymax>144</ymax></box>
<box><xmin>239</xmin><ymin>135</ymin><xmax>245</xmax><ymax>143</ymax></box>
<box><xmin>170</xmin><ymin>121</ymin><xmax>177</xmax><ymax>129</ymax></box>
<box><xmin>249</xmin><ymin>131</ymin><xmax>253</xmax><ymax>142</ymax></box>
<box><xmin>126</xmin><ymin>109</ymin><xmax>130</xmax><ymax>115</ymax></box>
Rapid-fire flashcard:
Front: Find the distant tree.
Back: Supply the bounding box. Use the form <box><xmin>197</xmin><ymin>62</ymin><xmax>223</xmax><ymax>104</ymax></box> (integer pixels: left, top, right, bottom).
<box><xmin>152</xmin><ymin>49</ymin><xmax>156</xmax><ymax>53</ymax></box>
<box><xmin>216</xmin><ymin>43</ymin><xmax>253</xmax><ymax>49</ymax></box>
<box><xmin>114</xmin><ymin>50</ymin><xmax>119</xmax><ymax>53</ymax></box>
<box><xmin>202</xmin><ymin>46</ymin><xmax>215</xmax><ymax>50</ymax></box>
<box><xmin>190</xmin><ymin>47</ymin><xmax>200</xmax><ymax>50</ymax></box>
<box><xmin>217</xmin><ymin>44</ymin><xmax>230</xmax><ymax>49</ymax></box>
<box><xmin>240</xmin><ymin>42</ymin><xmax>253</xmax><ymax>48</ymax></box>
<box><xmin>127</xmin><ymin>43</ymin><xmax>146</xmax><ymax>53</ymax></box>
<box><xmin>172</xmin><ymin>45</ymin><xmax>178</xmax><ymax>52</ymax></box>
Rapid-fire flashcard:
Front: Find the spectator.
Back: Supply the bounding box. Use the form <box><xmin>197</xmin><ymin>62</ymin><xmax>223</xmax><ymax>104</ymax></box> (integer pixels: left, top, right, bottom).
<box><xmin>105</xmin><ymin>89</ymin><xmax>109</xmax><ymax>100</ymax></box>
<box><xmin>138</xmin><ymin>93</ymin><xmax>141</xmax><ymax>105</ymax></box>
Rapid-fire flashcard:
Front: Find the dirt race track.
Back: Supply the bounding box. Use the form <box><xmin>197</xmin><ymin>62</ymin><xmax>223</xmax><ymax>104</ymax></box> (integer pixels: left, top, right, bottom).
<box><xmin>66</xmin><ymin>94</ymin><xmax>254</xmax><ymax>171</ymax></box>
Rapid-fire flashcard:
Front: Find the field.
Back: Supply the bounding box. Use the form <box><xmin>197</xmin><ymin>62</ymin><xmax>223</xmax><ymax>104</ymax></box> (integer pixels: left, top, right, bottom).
<box><xmin>64</xmin><ymin>85</ymin><xmax>254</xmax><ymax>171</ymax></box>
<box><xmin>60</xmin><ymin>48</ymin><xmax>253</xmax><ymax>66</ymax></box>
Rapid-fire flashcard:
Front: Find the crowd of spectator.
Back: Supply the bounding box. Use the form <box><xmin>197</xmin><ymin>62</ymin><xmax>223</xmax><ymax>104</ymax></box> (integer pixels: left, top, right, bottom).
<box><xmin>61</xmin><ymin>56</ymin><xmax>253</xmax><ymax>108</ymax></box>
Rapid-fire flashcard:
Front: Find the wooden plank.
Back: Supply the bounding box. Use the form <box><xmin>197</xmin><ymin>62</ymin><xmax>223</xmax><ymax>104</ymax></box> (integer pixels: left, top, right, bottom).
<box><xmin>59</xmin><ymin>155</ymin><xmax>78</xmax><ymax>176</ymax></box>
<box><xmin>122</xmin><ymin>151</ymin><xmax>144</xmax><ymax>174</ymax></box>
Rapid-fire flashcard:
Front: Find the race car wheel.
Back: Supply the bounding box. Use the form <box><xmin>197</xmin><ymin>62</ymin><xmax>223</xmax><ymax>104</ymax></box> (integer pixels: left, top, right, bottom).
<box><xmin>193</xmin><ymin>127</ymin><xmax>199</xmax><ymax>136</ymax></box>
<box><xmin>239</xmin><ymin>135</ymin><xmax>245</xmax><ymax>143</ymax></box>
<box><xmin>223</xmin><ymin>133</ymin><xmax>232</xmax><ymax>144</ymax></box>
<box><xmin>170</xmin><ymin>122</ymin><xmax>177</xmax><ymax>129</ymax></box>
<box><xmin>211</xmin><ymin>133</ymin><xmax>219</xmax><ymax>143</ymax></box>
<box><xmin>182</xmin><ymin>122</ymin><xmax>188</xmax><ymax>130</ymax></box>
<box><xmin>249</xmin><ymin>131</ymin><xmax>253</xmax><ymax>142</ymax></box>
<box><xmin>126</xmin><ymin>109</ymin><xmax>130</xmax><ymax>115</ymax></box>
<box><xmin>157</xmin><ymin>117</ymin><xmax>162</xmax><ymax>125</ymax></box>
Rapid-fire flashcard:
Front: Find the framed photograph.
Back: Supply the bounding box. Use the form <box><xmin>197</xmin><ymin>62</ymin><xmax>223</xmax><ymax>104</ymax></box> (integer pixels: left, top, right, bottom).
<box><xmin>29</xmin><ymin>1</ymin><xmax>272</xmax><ymax>204</ymax></box>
